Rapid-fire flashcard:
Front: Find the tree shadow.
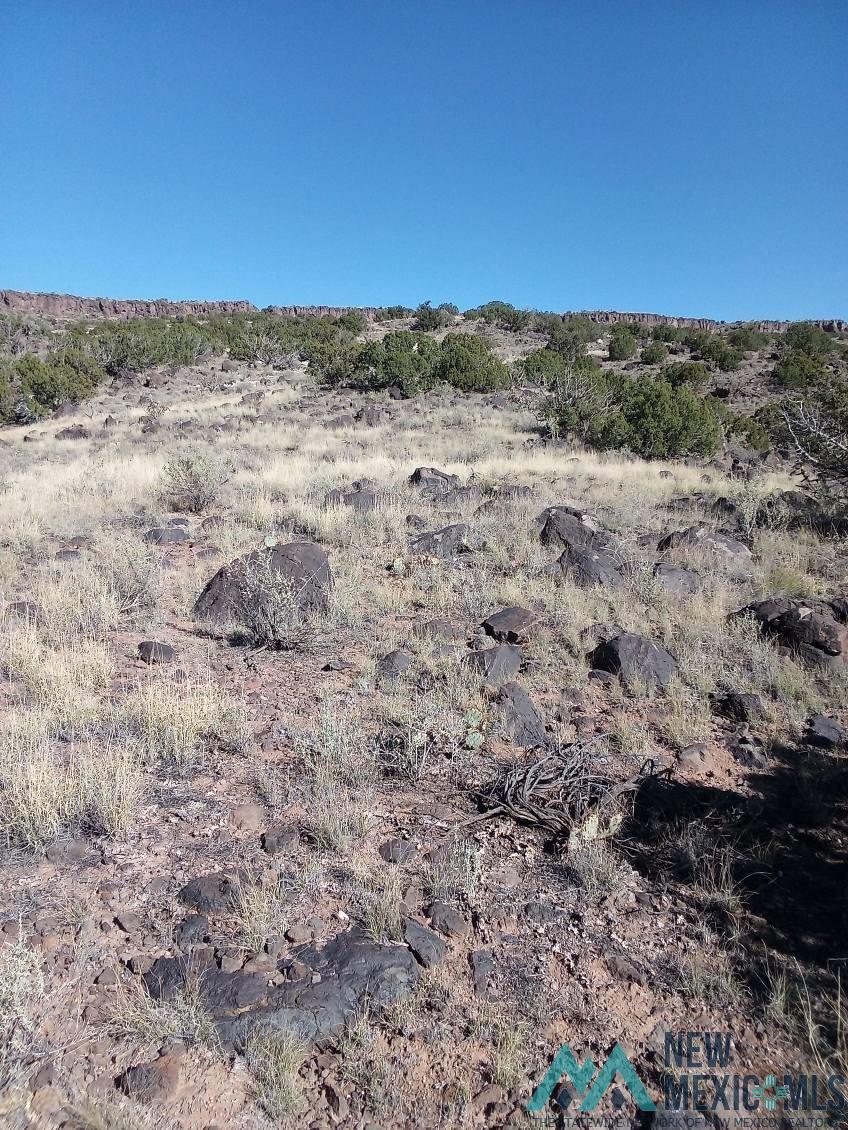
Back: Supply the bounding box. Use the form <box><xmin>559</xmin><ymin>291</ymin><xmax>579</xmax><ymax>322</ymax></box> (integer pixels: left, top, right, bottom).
<box><xmin>626</xmin><ymin>740</ymin><xmax>848</xmax><ymax>980</ymax></box>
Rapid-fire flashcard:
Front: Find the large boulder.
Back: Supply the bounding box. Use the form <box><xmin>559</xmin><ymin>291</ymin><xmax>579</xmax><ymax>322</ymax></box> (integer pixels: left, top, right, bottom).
<box><xmin>558</xmin><ymin>546</ymin><xmax>624</xmax><ymax>588</ymax></box>
<box><xmin>743</xmin><ymin>597</ymin><xmax>846</xmax><ymax>670</ymax></box>
<box><xmin>496</xmin><ymin>682</ymin><xmax>546</xmax><ymax>748</ymax></box>
<box><xmin>409</xmin><ymin>467</ymin><xmax>460</xmax><ymax>492</ymax></box>
<box><xmin>467</xmin><ymin>643</ymin><xmax>522</xmax><ymax>687</ymax></box>
<box><xmin>409</xmin><ymin>523</ymin><xmax>470</xmax><ymax>558</ymax></box>
<box><xmin>589</xmin><ymin>632</ymin><xmax>678</xmax><ymax>690</ymax></box>
<box><xmin>657</xmin><ymin>525</ymin><xmax>751</xmax><ymax>573</ymax></box>
<box><xmin>193</xmin><ymin>541</ymin><xmax>331</xmax><ymax>624</ymax></box>
<box><xmin>538</xmin><ymin>505</ymin><xmax>614</xmax><ymax>554</ymax></box>
<box><xmin>481</xmin><ymin>607</ymin><xmax>536</xmax><ymax>644</ymax></box>
<box><xmin>144</xmin><ymin>927</ymin><xmax>418</xmax><ymax>1046</ymax></box>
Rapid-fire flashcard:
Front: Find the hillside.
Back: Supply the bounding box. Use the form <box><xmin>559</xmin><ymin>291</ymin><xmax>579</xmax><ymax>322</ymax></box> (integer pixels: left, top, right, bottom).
<box><xmin>0</xmin><ymin>298</ymin><xmax>846</xmax><ymax>1130</ymax></box>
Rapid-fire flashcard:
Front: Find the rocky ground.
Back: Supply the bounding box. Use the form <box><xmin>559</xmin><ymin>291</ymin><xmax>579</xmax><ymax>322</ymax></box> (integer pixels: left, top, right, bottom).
<box><xmin>0</xmin><ymin>335</ymin><xmax>846</xmax><ymax>1130</ymax></box>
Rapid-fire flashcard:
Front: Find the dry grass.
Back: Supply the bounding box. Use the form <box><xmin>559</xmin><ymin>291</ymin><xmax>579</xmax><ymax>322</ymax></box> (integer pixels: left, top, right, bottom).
<box><xmin>124</xmin><ymin>674</ymin><xmax>250</xmax><ymax>765</ymax></box>
<box><xmin>108</xmin><ymin>976</ymin><xmax>216</xmax><ymax>1049</ymax></box>
<box><xmin>0</xmin><ymin>719</ymin><xmax>144</xmax><ymax>849</ymax></box>
<box><xmin>245</xmin><ymin>1027</ymin><xmax>307</xmax><ymax>1121</ymax></box>
<box><xmin>0</xmin><ymin>931</ymin><xmax>44</xmax><ymax>1087</ymax></box>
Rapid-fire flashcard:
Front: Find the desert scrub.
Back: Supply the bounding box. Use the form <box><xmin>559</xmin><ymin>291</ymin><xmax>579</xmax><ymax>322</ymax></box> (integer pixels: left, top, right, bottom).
<box><xmin>245</xmin><ymin>1028</ymin><xmax>307</xmax><ymax>1121</ymax></box>
<box><xmin>124</xmin><ymin>674</ymin><xmax>250</xmax><ymax>765</ymax></box>
<box><xmin>109</xmin><ymin>976</ymin><xmax>216</xmax><ymax>1049</ymax></box>
<box><xmin>236</xmin><ymin>552</ymin><xmax>310</xmax><ymax>650</ymax></box>
<box><xmin>2</xmin><ymin>629</ymin><xmax>113</xmax><ymax>732</ymax></box>
<box><xmin>353</xmin><ymin>867</ymin><xmax>404</xmax><ymax>942</ymax></box>
<box><xmin>424</xmin><ymin>836</ymin><xmax>484</xmax><ymax>903</ymax></box>
<box><xmin>234</xmin><ymin>870</ymin><xmax>290</xmax><ymax>950</ymax></box>
<box><xmin>0</xmin><ymin>938</ymin><xmax>44</xmax><ymax>1093</ymax></box>
<box><xmin>0</xmin><ymin>721</ymin><xmax>144</xmax><ymax>849</ymax></box>
<box><xmin>159</xmin><ymin>448</ymin><xmax>230</xmax><ymax>512</ymax></box>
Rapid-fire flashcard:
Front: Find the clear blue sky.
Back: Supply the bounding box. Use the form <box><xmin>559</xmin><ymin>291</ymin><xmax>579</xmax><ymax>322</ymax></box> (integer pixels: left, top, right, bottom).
<box><xmin>2</xmin><ymin>1</ymin><xmax>845</xmax><ymax>320</ymax></box>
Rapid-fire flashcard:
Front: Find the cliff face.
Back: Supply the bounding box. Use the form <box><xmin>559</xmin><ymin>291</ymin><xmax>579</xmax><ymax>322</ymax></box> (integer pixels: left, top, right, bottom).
<box><xmin>0</xmin><ymin>290</ymin><xmax>257</xmax><ymax>320</ymax></box>
<box><xmin>566</xmin><ymin>310</ymin><xmax>847</xmax><ymax>334</ymax></box>
<box><xmin>1</xmin><ymin>289</ymin><xmax>844</xmax><ymax>334</ymax></box>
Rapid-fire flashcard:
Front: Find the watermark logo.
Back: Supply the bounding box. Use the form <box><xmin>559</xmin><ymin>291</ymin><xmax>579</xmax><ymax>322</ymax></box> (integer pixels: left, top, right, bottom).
<box><xmin>528</xmin><ymin>1042</ymin><xmax>655</xmax><ymax>1114</ymax></box>
<box><xmin>528</xmin><ymin>1031</ymin><xmax>847</xmax><ymax>1123</ymax></box>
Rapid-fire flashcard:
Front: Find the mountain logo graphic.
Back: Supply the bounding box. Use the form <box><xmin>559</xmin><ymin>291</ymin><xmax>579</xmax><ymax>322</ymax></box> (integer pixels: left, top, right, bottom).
<box><xmin>528</xmin><ymin>1042</ymin><xmax>656</xmax><ymax>1114</ymax></box>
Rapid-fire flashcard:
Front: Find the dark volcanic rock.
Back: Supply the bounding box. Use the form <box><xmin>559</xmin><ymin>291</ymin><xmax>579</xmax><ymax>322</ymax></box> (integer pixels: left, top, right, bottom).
<box><xmin>376</xmin><ymin>649</ymin><xmax>414</xmax><ymax>682</ymax></box>
<box><xmin>538</xmin><ymin>505</ymin><xmax>614</xmax><ymax>554</ymax></box>
<box><xmin>713</xmin><ymin>691</ymin><xmax>766</xmax><ymax>724</ymax></box>
<box><xmin>193</xmin><ymin>541</ymin><xmax>331</xmax><ymax>623</ymax></box>
<box><xmin>409</xmin><ymin>523</ymin><xmax>470</xmax><ymax>558</ymax></box>
<box><xmin>496</xmin><ymin>682</ymin><xmax>546</xmax><ymax>748</ymax></box>
<box><xmin>805</xmin><ymin>715</ymin><xmax>843</xmax><ymax>749</ymax></box>
<box><xmin>143</xmin><ymin>927</ymin><xmax>418</xmax><ymax>1045</ymax></box>
<box><xmin>467</xmin><ymin>643</ymin><xmax>522</xmax><ymax>687</ymax></box>
<box><xmin>743</xmin><ymin>597</ymin><xmax>846</xmax><ymax>670</ymax></box>
<box><xmin>409</xmin><ymin>466</ymin><xmax>460</xmax><ymax>492</ymax></box>
<box><xmin>144</xmin><ymin>527</ymin><xmax>190</xmax><ymax>545</ymax></box>
<box><xmin>404</xmin><ymin>919</ymin><xmax>446</xmax><ymax>968</ymax></box>
<box><xmin>138</xmin><ymin>641</ymin><xmax>175</xmax><ymax>664</ymax></box>
<box><xmin>657</xmin><ymin>525</ymin><xmax>751</xmax><ymax>572</ymax></box>
<box><xmin>652</xmin><ymin>562</ymin><xmax>702</xmax><ymax>597</ymax></box>
<box><xmin>481</xmin><ymin>606</ymin><xmax>536</xmax><ymax>643</ymax></box>
<box><xmin>178</xmin><ymin>872</ymin><xmax>242</xmax><ymax>914</ymax></box>
<box><xmin>558</xmin><ymin>545</ymin><xmax>624</xmax><ymax>588</ymax></box>
<box><xmin>589</xmin><ymin>632</ymin><xmax>678</xmax><ymax>690</ymax></box>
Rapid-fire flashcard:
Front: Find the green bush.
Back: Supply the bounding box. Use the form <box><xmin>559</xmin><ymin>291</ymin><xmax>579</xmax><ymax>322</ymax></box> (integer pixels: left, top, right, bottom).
<box><xmin>774</xmin><ymin>349</ymin><xmax>825</xmax><ymax>390</ymax></box>
<box><xmin>641</xmin><ymin>341</ymin><xmax>668</xmax><ymax>365</ymax></box>
<box><xmin>608</xmin><ymin>329</ymin><xmax>637</xmax><ymax>361</ymax></box>
<box><xmin>766</xmin><ymin>375</ymin><xmax>848</xmax><ymax>496</ymax></box>
<box><xmin>544</xmin><ymin>370</ymin><xmax>722</xmax><ymax>458</ymax></box>
<box><xmin>709</xmin><ymin>400</ymin><xmax>772</xmax><ymax>453</ymax></box>
<box><xmin>594</xmin><ymin>376</ymin><xmax>722</xmax><ymax>458</ymax></box>
<box><xmin>310</xmin><ymin>329</ymin><xmax>507</xmax><ymax>394</ymax></box>
<box><xmin>159</xmin><ymin>449</ymin><xmax>231</xmax><ymax>513</ymax></box>
<box><xmin>431</xmin><ymin>334</ymin><xmax>510</xmax><ymax>392</ymax></box>
<box><xmin>651</xmin><ymin>325</ymin><xmax>684</xmax><ymax>343</ymax></box>
<box><xmin>659</xmin><ymin>360</ymin><xmax>710</xmax><ymax>390</ymax></box>
<box><xmin>465</xmin><ymin>301</ymin><xmax>531</xmax><ymax>332</ymax></box>
<box><xmin>522</xmin><ymin>348</ymin><xmax>599</xmax><ymax>386</ymax></box>
<box><xmin>0</xmin><ymin>348</ymin><xmax>106</xmax><ymax>421</ymax></box>
<box><xmin>375</xmin><ymin>305</ymin><xmax>413</xmax><ymax>322</ymax></box>
<box><xmin>727</xmin><ymin>325</ymin><xmax>770</xmax><ymax>351</ymax></box>
<box><xmin>784</xmin><ymin>321</ymin><xmax>831</xmax><ymax>358</ymax></box>
<box><xmin>335</xmin><ymin>311</ymin><xmax>366</xmax><ymax>335</ymax></box>
<box><xmin>412</xmin><ymin>302</ymin><xmax>454</xmax><ymax>332</ymax></box>
<box><xmin>684</xmin><ymin>332</ymin><xmax>742</xmax><ymax>371</ymax></box>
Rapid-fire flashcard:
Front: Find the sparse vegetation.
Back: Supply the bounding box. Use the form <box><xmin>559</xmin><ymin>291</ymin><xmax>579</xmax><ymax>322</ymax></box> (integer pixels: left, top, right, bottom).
<box><xmin>0</xmin><ymin>298</ymin><xmax>845</xmax><ymax>1128</ymax></box>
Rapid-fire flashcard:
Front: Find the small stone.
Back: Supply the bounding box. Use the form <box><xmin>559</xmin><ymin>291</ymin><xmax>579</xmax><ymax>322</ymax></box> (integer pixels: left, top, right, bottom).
<box><xmin>470</xmin><ymin>949</ymin><xmax>494</xmax><ymax>996</ymax></box>
<box><xmin>325</xmin><ymin>1081</ymin><xmax>350</xmax><ymax>1120</ymax></box>
<box><xmin>138</xmin><ymin>640</ymin><xmax>176</xmax><ymax>664</ymax></box>
<box><xmin>231</xmin><ymin>803</ymin><xmax>265</xmax><ymax>832</ymax></box>
<box><xmin>428</xmin><ymin>902</ymin><xmax>469</xmax><ymax>939</ymax></box>
<box><xmin>404</xmin><ymin>919</ymin><xmax>447</xmax><ymax>968</ymax></box>
<box><xmin>286</xmin><ymin>925</ymin><xmax>313</xmax><ymax>945</ymax></box>
<box><xmin>116</xmin><ymin>1050</ymin><xmax>182</xmax><ymax>1101</ymax></box>
<box><xmin>806</xmin><ymin>714</ymin><xmax>843</xmax><ymax>749</ymax></box>
<box><xmin>473</xmin><ymin>1083</ymin><xmax>505</xmax><ymax>1110</ymax></box>
<box><xmin>378</xmin><ymin>838</ymin><xmax>415</xmax><ymax>864</ymax></box>
<box><xmin>261</xmin><ymin>825</ymin><xmax>300</xmax><ymax>854</ymax></box>
<box><xmin>114</xmin><ymin>912</ymin><xmax>141</xmax><ymax>933</ymax></box>
<box><xmin>481</xmin><ymin>607</ymin><xmax>536</xmax><ymax>644</ymax></box>
<box><xmin>174</xmin><ymin>914</ymin><xmax>209</xmax><ymax>948</ymax></box>
<box><xmin>678</xmin><ymin>743</ymin><xmax>707</xmax><ymax>766</ymax></box>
